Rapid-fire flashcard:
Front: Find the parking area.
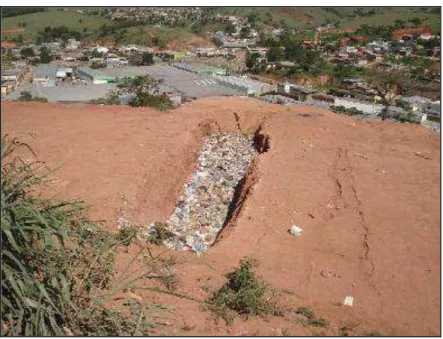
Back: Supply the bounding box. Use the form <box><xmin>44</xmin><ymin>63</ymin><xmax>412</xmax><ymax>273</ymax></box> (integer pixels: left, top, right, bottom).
<box><xmin>140</xmin><ymin>65</ymin><xmax>242</xmax><ymax>98</ymax></box>
<box><xmin>4</xmin><ymin>83</ymin><xmax>116</xmax><ymax>103</ymax></box>
<box><xmin>4</xmin><ymin>65</ymin><xmax>244</xmax><ymax>103</ymax></box>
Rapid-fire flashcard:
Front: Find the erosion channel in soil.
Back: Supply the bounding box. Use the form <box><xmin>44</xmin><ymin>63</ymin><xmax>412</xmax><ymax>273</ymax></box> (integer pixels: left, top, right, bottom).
<box><xmin>146</xmin><ymin>128</ymin><xmax>269</xmax><ymax>253</ymax></box>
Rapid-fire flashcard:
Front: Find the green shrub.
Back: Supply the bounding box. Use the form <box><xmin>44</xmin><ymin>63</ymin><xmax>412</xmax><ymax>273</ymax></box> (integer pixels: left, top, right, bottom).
<box><xmin>205</xmin><ymin>258</ymin><xmax>282</xmax><ymax>324</ymax></box>
<box><xmin>296</xmin><ymin>306</ymin><xmax>329</xmax><ymax>328</ymax></box>
<box><xmin>330</xmin><ymin>105</ymin><xmax>364</xmax><ymax>116</ymax></box>
<box><xmin>395</xmin><ymin>99</ymin><xmax>413</xmax><ymax>111</ymax></box>
<box><xmin>89</xmin><ymin>91</ymin><xmax>120</xmax><ymax>105</ymax></box>
<box><xmin>147</xmin><ymin>222</ymin><xmax>174</xmax><ymax>245</ymax></box>
<box><xmin>16</xmin><ymin>91</ymin><xmax>48</xmax><ymax>103</ymax></box>
<box><xmin>115</xmin><ymin>226</ymin><xmax>139</xmax><ymax>247</ymax></box>
<box><xmin>1</xmin><ymin>135</ymin><xmax>161</xmax><ymax>336</ymax></box>
<box><xmin>308</xmin><ymin>317</ymin><xmax>329</xmax><ymax>328</ymax></box>
<box><xmin>129</xmin><ymin>92</ymin><xmax>173</xmax><ymax>111</ymax></box>
<box><xmin>296</xmin><ymin>307</ymin><xmax>315</xmax><ymax>319</ymax></box>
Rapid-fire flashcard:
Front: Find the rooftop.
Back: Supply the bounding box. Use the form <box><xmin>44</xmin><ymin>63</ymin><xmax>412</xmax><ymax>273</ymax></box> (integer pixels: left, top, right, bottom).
<box><xmin>33</xmin><ymin>64</ymin><xmax>59</xmax><ymax>80</ymax></box>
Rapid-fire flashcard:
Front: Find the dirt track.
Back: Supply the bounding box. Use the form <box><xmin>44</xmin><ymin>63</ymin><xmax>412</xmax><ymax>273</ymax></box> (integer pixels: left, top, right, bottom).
<box><xmin>1</xmin><ymin>98</ymin><xmax>440</xmax><ymax>336</ymax></box>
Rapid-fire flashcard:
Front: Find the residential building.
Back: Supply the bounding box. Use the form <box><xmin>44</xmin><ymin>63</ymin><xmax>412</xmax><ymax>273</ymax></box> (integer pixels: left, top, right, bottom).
<box><xmin>106</xmin><ymin>57</ymin><xmax>129</xmax><ymax>68</ymax></box>
<box><xmin>32</xmin><ymin>64</ymin><xmax>58</xmax><ymax>86</ymax></box>
<box><xmin>334</xmin><ymin>97</ymin><xmax>384</xmax><ymax>115</ymax></box>
<box><xmin>92</xmin><ymin>46</ymin><xmax>109</xmax><ymax>54</ymax></box>
<box><xmin>66</xmin><ymin>39</ymin><xmax>81</xmax><ymax>50</ymax></box>
<box><xmin>56</xmin><ymin>67</ymin><xmax>73</xmax><ymax>79</ymax></box>
<box><xmin>76</xmin><ymin>66</ymin><xmax>117</xmax><ymax>84</ymax></box>
<box><xmin>172</xmin><ymin>62</ymin><xmax>227</xmax><ymax>76</ymax></box>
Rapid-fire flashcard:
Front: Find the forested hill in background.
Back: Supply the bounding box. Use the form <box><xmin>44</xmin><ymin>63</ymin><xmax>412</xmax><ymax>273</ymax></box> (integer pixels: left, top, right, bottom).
<box><xmin>1</xmin><ymin>7</ymin><xmax>46</xmax><ymax>18</ymax></box>
<box><xmin>1</xmin><ymin>7</ymin><xmax>440</xmax><ymax>46</ymax></box>
<box><xmin>209</xmin><ymin>7</ymin><xmax>440</xmax><ymax>32</ymax></box>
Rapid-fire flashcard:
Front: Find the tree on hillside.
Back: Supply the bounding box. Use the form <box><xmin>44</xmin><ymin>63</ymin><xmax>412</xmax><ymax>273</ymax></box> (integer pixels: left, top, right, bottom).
<box><xmin>394</xmin><ymin>19</ymin><xmax>406</xmax><ymax>29</ymax></box>
<box><xmin>225</xmin><ymin>22</ymin><xmax>237</xmax><ymax>35</ymax></box>
<box><xmin>191</xmin><ymin>22</ymin><xmax>204</xmax><ymax>34</ymax></box>
<box><xmin>245</xmin><ymin>52</ymin><xmax>262</xmax><ymax>73</ymax></box>
<box><xmin>239</xmin><ymin>26</ymin><xmax>251</xmax><ymax>39</ymax></box>
<box><xmin>283</xmin><ymin>39</ymin><xmax>304</xmax><ymax>61</ymax></box>
<box><xmin>20</xmin><ymin>47</ymin><xmax>35</xmax><ymax>59</ymax></box>
<box><xmin>265</xmin><ymin>46</ymin><xmax>283</xmax><ymax>62</ymax></box>
<box><xmin>116</xmin><ymin>76</ymin><xmax>173</xmax><ymax>110</ymax></box>
<box><xmin>247</xmin><ymin>12</ymin><xmax>259</xmax><ymax>29</ymax></box>
<box><xmin>366</xmin><ymin>69</ymin><xmax>414</xmax><ymax>120</ymax></box>
<box><xmin>39</xmin><ymin>47</ymin><xmax>53</xmax><ymax>64</ymax></box>
<box><xmin>152</xmin><ymin>37</ymin><xmax>167</xmax><ymax>49</ymax></box>
<box><xmin>409</xmin><ymin>17</ymin><xmax>422</xmax><ymax>28</ymax></box>
<box><xmin>332</xmin><ymin>60</ymin><xmax>364</xmax><ymax>79</ymax></box>
<box><xmin>141</xmin><ymin>52</ymin><xmax>154</xmax><ymax>66</ymax></box>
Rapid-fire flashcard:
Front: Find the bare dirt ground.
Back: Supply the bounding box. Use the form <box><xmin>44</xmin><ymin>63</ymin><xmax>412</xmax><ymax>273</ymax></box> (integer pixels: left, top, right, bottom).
<box><xmin>1</xmin><ymin>98</ymin><xmax>440</xmax><ymax>336</ymax></box>
<box><xmin>2</xmin><ymin>28</ymin><xmax>24</xmax><ymax>35</ymax></box>
<box><xmin>169</xmin><ymin>36</ymin><xmax>216</xmax><ymax>50</ymax></box>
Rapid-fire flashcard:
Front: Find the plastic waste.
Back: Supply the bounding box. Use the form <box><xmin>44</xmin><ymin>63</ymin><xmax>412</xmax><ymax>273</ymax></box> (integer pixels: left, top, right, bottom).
<box><xmin>290</xmin><ymin>225</ymin><xmax>303</xmax><ymax>237</ymax></box>
<box><xmin>343</xmin><ymin>296</ymin><xmax>354</xmax><ymax>307</ymax></box>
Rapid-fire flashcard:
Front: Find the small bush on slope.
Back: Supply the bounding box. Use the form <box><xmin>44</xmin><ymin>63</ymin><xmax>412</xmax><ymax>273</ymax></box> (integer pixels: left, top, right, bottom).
<box><xmin>205</xmin><ymin>257</ymin><xmax>282</xmax><ymax>324</ymax></box>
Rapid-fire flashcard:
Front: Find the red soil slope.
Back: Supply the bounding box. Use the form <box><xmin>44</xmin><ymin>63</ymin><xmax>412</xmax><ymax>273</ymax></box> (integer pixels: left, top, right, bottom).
<box><xmin>1</xmin><ymin>98</ymin><xmax>440</xmax><ymax>336</ymax></box>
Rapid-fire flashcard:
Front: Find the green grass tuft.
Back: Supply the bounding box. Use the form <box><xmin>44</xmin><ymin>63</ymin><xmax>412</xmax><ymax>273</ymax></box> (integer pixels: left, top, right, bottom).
<box><xmin>296</xmin><ymin>306</ymin><xmax>329</xmax><ymax>328</ymax></box>
<box><xmin>1</xmin><ymin>135</ymin><xmax>165</xmax><ymax>336</ymax></box>
<box><xmin>295</xmin><ymin>307</ymin><xmax>316</xmax><ymax>319</ymax></box>
<box><xmin>148</xmin><ymin>222</ymin><xmax>174</xmax><ymax>245</ymax></box>
<box><xmin>115</xmin><ymin>226</ymin><xmax>139</xmax><ymax>247</ymax></box>
<box><xmin>205</xmin><ymin>257</ymin><xmax>282</xmax><ymax>324</ymax></box>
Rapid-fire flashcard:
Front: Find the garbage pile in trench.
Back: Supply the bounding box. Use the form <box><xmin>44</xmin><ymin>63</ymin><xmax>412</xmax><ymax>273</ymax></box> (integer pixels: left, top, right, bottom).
<box><xmin>145</xmin><ymin>132</ymin><xmax>258</xmax><ymax>253</ymax></box>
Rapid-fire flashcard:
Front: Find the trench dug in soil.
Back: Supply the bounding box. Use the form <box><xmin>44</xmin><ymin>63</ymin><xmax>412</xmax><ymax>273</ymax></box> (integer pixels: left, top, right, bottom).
<box><xmin>145</xmin><ymin>124</ymin><xmax>270</xmax><ymax>253</ymax></box>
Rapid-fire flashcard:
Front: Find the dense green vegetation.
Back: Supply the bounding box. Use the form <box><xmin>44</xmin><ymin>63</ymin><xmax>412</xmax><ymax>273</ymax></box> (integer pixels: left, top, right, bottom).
<box><xmin>208</xmin><ymin>7</ymin><xmax>440</xmax><ymax>32</ymax></box>
<box><xmin>1</xmin><ymin>7</ymin><xmax>45</xmax><ymax>18</ymax></box>
<box><xmin>15</xmin><ymin>91</ymin><xmax>48</xmax><ymax>103</ymax></box>
<box><xmin>39</xmin><ymin>47</ymin><xmax>53</xmax><ymax>64</ymax></box>
<box><xmin>330</xmin><ymin>105</ymin><xmax>365</xmax><ymax>116</ymax></box>
<box><xmin>2</xmin><ymin>7</ymin><xmax>439</xmax><ymax>44</ymax></box>
<box><xmin>91</xmin><ymin>76</ymin><xmax>174</xmax><ymax>110</ymax></box>
<box><xmin>37</xmin><ymin>26</ymin><xmax>84</xmax><ymax>43</ymax></box>
<box><xmin>1</xmin><ymin>9</ymin><xmax>110</xmax><ymax>41</ymax></box>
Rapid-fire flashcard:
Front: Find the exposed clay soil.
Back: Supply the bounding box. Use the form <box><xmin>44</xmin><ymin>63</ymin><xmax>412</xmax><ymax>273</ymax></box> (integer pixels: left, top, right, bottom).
<box><xmin>169</xmin><ymin>36</ymin><xmax>216</xmax><ymax>50</ymax></box>
<box><xmin>1</xmin><ymin>98</ymin><xmax>440</xmax><ymax>336</ymax></box>
<box><xmin>2</xmin><ymin>28</ymin><xmax>24</xmax><ymax>35</ymax></box>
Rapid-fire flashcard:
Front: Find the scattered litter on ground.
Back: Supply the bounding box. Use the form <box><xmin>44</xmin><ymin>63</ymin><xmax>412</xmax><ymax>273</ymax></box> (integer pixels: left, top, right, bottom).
<box><xmin>414</xmin><ymin>151</ymin><xmax>431</xmax><ymax>160</ymax></box>
<box><xmin>289</xmin><ymin>225</ymin><xmax>303</xmax><ymax>237</ymax></box>
<box><xmin>320</xmin><ymin>269</ymin><xmax>341</xmax><ymax>278</ymax></box>
<box><xmin>343</xmin><ymin>296</ymin><xmax>354</xmax><ymax>307</ymax></box>
<box><xmin>145</xmin><ymin>132</ymin><xmax>258</xmax><ymax>253</ymax></box>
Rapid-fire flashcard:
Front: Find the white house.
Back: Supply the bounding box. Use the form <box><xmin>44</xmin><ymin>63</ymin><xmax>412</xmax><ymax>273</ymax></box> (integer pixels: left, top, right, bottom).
<box><xmin>334</xmin><ymin>97</ymin><xmax>384</xmax><ymax>115</ymax></box>
<box><xmin>92</xmin><ymin>46</ymin><xmax>109</xmax><ymax>54</ymax></box>
<box><xmin>66</xmin><ymin>39</ymin><xmax>81</xmax><ymax>50</ymax></box>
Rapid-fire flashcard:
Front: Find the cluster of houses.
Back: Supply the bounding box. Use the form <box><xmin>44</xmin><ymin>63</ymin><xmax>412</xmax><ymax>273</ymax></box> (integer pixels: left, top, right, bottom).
<box><xmin>1</xmin><ymin>8</ymin><xmax>440</xmax><ymax>128</ymax></box>
<box><xmin>103</xmin><ymin>7</ymin><xmax>204</xmax><ymax>26</ymax></box>
<box><xmin>273</xmin><ymin>78</ymin><xmax>440</xmax><ymax>124</ymax></box>
<box><xmin>319</xmin><ymin>27</ymin><xmax>440</xmax><ymax>68</ymax></box>
<box><xmin>210</xmin><ymin>15</ymin><xmax>262</xmax><ymax>49</ymax></box>
<box><xmin>1</xmin><ymin>60</ymin><xmax>28</xmax><ymax>96</ymax></box>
